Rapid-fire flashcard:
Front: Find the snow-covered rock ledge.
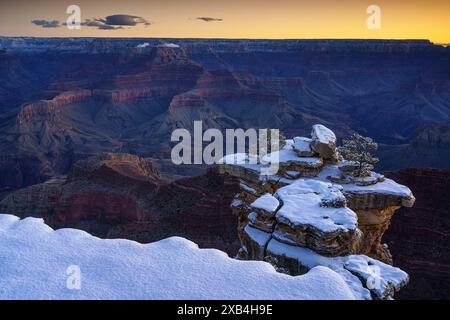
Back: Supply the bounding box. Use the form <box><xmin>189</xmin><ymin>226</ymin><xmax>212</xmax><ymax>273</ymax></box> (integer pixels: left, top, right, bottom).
<box><xmin>219</xmin><ymin>124</ymin><xmax>414</xmax><ymax>299</ymax></box>
<box><xmin>0</xmin><ymin>214</ymin><xmax>357</xmax><ymax>300</ymax></box>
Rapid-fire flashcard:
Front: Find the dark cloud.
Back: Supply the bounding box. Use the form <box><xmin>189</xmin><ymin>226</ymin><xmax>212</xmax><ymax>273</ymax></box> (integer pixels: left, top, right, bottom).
<box><xmin>78</xmin><ymin>14</ymin><xmax>150</xmax><ymax>30</ymax></box>
<box><xmin>35</xmin><ymin>14</ymin><xmax>150</xmax><ymax>31</ymax></box>
<box><xmin>31</xmin><ymin>19</ymin><xmax>60</xmax><ymax>28</ymax></box>
<box><xmin>197</xmin><ymin>17</ymin><xmax>223</xmax><ymax>22</ymax></box>
<box><xmin>101</xmin><ymin>15</ymin><xmax>151</xmax><ymax>26</ymax></box>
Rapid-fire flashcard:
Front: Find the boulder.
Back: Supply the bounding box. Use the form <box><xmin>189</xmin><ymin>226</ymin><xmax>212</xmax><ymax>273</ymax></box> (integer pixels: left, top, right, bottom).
<box><xmin>310</xmin><ymin>124</ymin><xmax>337</xmax><ymax>159</ymax></box>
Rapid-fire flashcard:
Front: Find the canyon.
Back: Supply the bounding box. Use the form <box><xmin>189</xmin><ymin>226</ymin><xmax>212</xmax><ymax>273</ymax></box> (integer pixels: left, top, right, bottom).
<box><xmin>0</xmin><ymin>153</ymin><xmax>241</xmax><ymax>255</ymax></box>
<box><xmin>0</xmin><ymin>38</ymin><xmax>449</xmax><ymax>299</ymax></box>
<box><xmin>0</xmin><ymin>150</ymin><xmax>448</xmax><ymax>299</ymax></box>
<box><xmin>0</xmin><ymin>38</ymin><xmax>450</xmax><ymax>190</ymax></box>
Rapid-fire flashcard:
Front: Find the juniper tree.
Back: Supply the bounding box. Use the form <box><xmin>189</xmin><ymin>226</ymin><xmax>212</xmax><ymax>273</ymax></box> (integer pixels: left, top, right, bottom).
<box><xmin>338</xmin><ymin>133</ymin><xmax>379</xmax><ymax>177</ymax></box>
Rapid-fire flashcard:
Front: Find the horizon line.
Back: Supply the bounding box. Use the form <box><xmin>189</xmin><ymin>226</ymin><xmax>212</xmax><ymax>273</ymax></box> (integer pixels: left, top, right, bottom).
<box><xmin>0</xmin><ymin>35</ymin><xmax>438</xmax><ymax>42</ymax></box>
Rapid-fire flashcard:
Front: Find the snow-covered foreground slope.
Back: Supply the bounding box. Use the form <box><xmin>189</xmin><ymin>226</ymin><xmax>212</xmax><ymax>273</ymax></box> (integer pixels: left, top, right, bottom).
<box><xmin>0</xmin><ymin>214</ymin><xmax>356</xmax><ymax>300</ymax></box>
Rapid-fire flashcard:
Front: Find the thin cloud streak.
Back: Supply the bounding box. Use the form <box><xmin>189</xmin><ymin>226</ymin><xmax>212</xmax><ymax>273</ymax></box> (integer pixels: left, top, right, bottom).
<box><xmin>31</xmin><ymin>19</ymin><xmax>60</xmax><ymax>28</ymax></box>
<box><xmin>197</xmin><ymin>17</ymin><xmax>223</xmax><ymax>22</ymax></box>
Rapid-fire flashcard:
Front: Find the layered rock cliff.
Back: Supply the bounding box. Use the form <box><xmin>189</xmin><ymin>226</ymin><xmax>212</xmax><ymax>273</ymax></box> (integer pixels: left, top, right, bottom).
<box><xmin>0</xmin><ymin>153</ymin><xmax>240</xmax><ymax>254</ymax></box>
<box><xmin>1</xmin><ymin>39</ymin><xmax>449</xmax><ymax>190</ymax></box>
<box><xmin>17</xmin><ymin>90</ymin><xmax>92</xmax><ymax>124</ymax></box>
<box><xmin>383</xmin><ymin>168</ymin><xmax>450</xmax><ymax>299</ymax></box>
<box><xmin>219</xmin><ymin>125</ymin><xmax>415</xmax><ymax>299</ymax></box>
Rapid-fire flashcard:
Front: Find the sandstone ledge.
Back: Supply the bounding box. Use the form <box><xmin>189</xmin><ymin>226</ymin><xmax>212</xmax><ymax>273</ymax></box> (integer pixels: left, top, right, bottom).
<box><xmin>219</xmin><ymin>124</ymin><xmax>415</xmax><ymax>299</ymax></box>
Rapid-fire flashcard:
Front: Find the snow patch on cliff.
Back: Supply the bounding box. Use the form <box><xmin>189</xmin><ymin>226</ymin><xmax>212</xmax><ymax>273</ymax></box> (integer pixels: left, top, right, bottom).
<box><xmin>267</xmin><ymin>239</ymin><xmax>409</xmax><ymax>300</ymax></box>
<box><xmin>275</xmin><ymin>179</ymin><xmax>357</xmax><ymax>233</ymax></box>
<box><xmin>251</xmin><ymin>193</ymin><xmax>280</xmax><ymax>213</ymax></box>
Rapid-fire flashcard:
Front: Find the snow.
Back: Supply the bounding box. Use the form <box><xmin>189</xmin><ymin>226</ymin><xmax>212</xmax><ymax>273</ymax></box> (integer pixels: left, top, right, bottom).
<box><xmin>230</xmin><ymin>199</ymin><xmax>244</xmax><ymax>208</ymax></box>
<box><xmin>248</xmin><ymin>211</ymin><xmax>275</xmax><ymax>230</ymax></box>
<box><xmin>262</xmin><ymin>149</ymin><xmax>323</xmax><ymax>168</ymax></box>
<box><xmin>267</xmin><ymin>238</ymin><xmax>371</xmax><ymax>300</ymax></box>
<box><xmin>218</xmin><ymin>153</ymin><xmax>254</xmax><ymax>165</ymax></box>
<box><xmin>344</xmin><ymin>255</ymin><xmax>409</xmax><ymax>299</ymax></box>
<box><xmin>217</xmin><ymin>129</ymin><xmax>411</xmax><ymax>300</ymax></box>
<box><xmin>275</xmin><ymin>179</ymin><xmax>357</xmax><ymax>233</ymax></box>
<box><xmin>0</xmin><ymin>214</ymin><xmax>357</xmax><ymax>300</ymax></box>
<box><xmin>248</xmin><ymin>211</ymin><xmax>259</xmax><ymax>223</ymax></box>
<box><xmin>293</xmin><ymin>137</ymin><xmax>313</xmax><ymax>154</ymax></box>
<box><xmin>317</xmin><ymin>165</ymin><xmax>414</xmax><ymax>198</ymax></box>
<box><xmin>343</xmin><ymin>177</ymin><xmax>414</xmax><ymax>197</ymax></box>
<box><xmin>136</xmin><ymin>42</ymin><xmax>150</xmax><ymax>48</ymax></box>
<box><xmin>267</xmin><ymin>239</ymin><xmax>408</xmax><ymax>300</ymax></box>
<box><xmin>285</xmin><ymin>170</ymin><xmax>301</xmax><ymax>178</ymax></box>
<box><xmin>250</xmin><ymin>193</ymin><xmax>280</xmax><ymax>214</ymax></box>
<box><xmin>276</xmin><ymin>179</ymin><xmax>342</xmax><ymax>197</ymax></box>
<box><xmin>218</xmin><ymin>153</ymin><xmax>262</xmax><ymax>171</ymax></box>
<box><xmin>156</xmin><ymin>43</ymin><xmax>180</xmax><ymax>48</ymax></box>
<box><xmin>346</xmin><ymin>172</ymin><xmax>384</xmax><ymax>185</ymax></box>
<box><xmin>284</xmin><ymin>139</ymin><xmax>294</xmax><ymax>147</ymax></box>
<box><xmin>311</xmin><ymin>124</ymin><xmax>336</xmax><ymax>144</ymax></box>
<box><xmin>244</xmin><ymin>225</ymin><xmax>272</xmax><ymax>247</ymax></box>
<box><xmin>275</xmin><ymin>193</ymin><xmax>357</xmax><ymax>233</ymax></box>
<box><xmin>240</xmin><ymin>181</ymin><xmax>257</xmax><ymax>195</ymax></box>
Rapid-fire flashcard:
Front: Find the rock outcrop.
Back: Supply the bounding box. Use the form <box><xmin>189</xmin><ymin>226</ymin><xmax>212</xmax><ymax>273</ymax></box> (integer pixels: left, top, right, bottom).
<box><xmin>219</xmin><ymin>124</ymin><xmax>415</xmax><ymax>299</ymax></box>
<box><xmin>310</xmin><ymin>124</ymin><xmax>338</xmax><ymax>160</ymax></box>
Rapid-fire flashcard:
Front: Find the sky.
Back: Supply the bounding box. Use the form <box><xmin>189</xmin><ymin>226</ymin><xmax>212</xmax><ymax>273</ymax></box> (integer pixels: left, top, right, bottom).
<box><xmin>0</xmin><ymin>0</ymin><xmax>449</xmax><ymax>43</ymax></box>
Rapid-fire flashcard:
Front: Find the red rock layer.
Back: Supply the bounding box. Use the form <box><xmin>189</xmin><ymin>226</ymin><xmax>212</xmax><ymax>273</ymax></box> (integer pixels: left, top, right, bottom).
<box><xmin>17</xmin><ymin>90</ymin><xmax>92</xmax><ymax>124</ymax></box>
<box><xmin>0</xmin><ymin>155</ymin><xmax>241</xmax><ymax>256</ymax></box>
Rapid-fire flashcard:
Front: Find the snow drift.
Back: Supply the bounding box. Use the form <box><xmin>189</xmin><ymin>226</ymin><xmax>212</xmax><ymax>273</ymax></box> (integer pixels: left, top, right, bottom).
<box><xmin>0</xmin><ymin>214</ymin><xmax>356</xmax><ymax>300</ymax></box>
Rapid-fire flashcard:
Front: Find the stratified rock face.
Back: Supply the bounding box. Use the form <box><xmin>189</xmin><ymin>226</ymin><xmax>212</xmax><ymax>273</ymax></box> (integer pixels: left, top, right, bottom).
<box><xmin>219</xmin><ymin>124</ymin><xmax>414</xmax><ymax>299</ymax></box>
<box><xmin>0</xmin><ymin>154</ymin><xmax>240</xmax><ymax>255</ymax></box>
<box><xmin>17</xmin><ymin>90</ymin><xmax>92</xmax><ymax>124</ymax></box>
<box><xmin>0</xmin><ymin>153</ymin><xmax>160</xmax><ymax>223</ymax></box>
<box><xmin>1</xmin><ymin>38</ymin><xmax>449</xmax><ymax>190</ymax></box>
<box><xmin>70</xmin><ymin>153</ymin><xmax>160</xmax><ymax>182</ymax></box>
<box><xmin>273</xmin><ymin>180</ymin><xmax>360</xmax><ymax>256</ymax></box>
<box><xmin>0</xmin><ymin>38</ymin><xmax>449</xmax><ymax>191</ymax></box>
<box><xmin>383</xmin><ymin>168</ymin><xmax>450</xmax><ymax>300</ymax></box>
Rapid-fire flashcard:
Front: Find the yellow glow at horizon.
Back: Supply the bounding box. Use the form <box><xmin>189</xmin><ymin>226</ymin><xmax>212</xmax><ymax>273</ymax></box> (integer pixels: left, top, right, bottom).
<box><xmin>0</xmin><ymin>0</ymin><xmax>448</xmax><ymax>43</ymax></box>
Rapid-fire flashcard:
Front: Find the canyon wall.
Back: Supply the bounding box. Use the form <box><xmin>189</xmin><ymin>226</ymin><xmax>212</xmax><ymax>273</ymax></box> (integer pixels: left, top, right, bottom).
<box><xmin>0</xmin><ymin>153</ymin><xmax>240</xmax><ymax>255</ymax></box>
<box><xmin>383</xmin><ymin>168</ymin><xmax>450</xmax><ymax>299</ymax></box>
<box><xmin>1</xmin><ymin>39</ymin><xmax>450</xmax><ymax>190</ymax></box>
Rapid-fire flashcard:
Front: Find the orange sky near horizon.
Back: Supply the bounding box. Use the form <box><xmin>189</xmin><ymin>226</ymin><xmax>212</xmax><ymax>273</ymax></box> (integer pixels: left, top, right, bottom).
<box><xmin>0</xmin><ymin>0</ymin><xmax>449</xmax><ymax>43</ymax></box>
